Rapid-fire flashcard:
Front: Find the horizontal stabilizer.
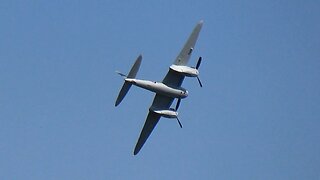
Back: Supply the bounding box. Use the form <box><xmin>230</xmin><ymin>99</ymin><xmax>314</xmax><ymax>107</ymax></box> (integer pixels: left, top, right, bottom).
<box><xmin>127</xmin><ymin>55</ymin><xmax>142</xmax><ymax>78</ymax></box>
<box><xmin>115</xmin><ymin>81</ymin><xmax>132</xmax><ymax>106</ymax></box>
<box><xmin>115</xmin><ymin>55</ymin><xmax>142</xmax><ymax>106</ymax></box>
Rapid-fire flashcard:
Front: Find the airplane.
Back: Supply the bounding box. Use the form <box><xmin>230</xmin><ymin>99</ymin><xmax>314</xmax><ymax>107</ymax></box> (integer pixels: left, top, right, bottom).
<box><xmin>115</xmin><ymin>20</ymin><xmax>204</xmax><ymax>155</ymax></box>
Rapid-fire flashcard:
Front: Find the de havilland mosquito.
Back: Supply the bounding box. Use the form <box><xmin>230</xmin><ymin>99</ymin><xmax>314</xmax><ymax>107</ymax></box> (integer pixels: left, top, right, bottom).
<box><xmin>115</xmin><ymin>20</ymin><xmax>204</xmax><ymax>155</ymax></box>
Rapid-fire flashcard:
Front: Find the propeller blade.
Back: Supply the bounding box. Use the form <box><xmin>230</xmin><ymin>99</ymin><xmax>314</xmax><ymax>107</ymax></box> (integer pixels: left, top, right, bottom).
<box><xmin>196</xmin><ymin>57</ymin><xmax>202</xmax><ymax>69</ymax></box>
<box><xmin>197</xmin><ymin>76</ymin><xmax>203</xmax><ymax>87</ymax></box>
<box><xmin>175</xmin><ymin>98</ymin><xmax>181</xmax><ymax>110</ymax></box>
<box><xmin>176</xmin><ymin>117</ymin><xmax>183</xmax><ymax>128</ymax></box>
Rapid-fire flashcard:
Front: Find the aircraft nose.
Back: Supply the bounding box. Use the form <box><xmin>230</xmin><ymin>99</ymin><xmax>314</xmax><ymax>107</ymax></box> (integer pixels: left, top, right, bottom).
<box><xmin>184</xmin><ymin>90</ymin><xmax>188</xmax><ymax>97</ymax></box>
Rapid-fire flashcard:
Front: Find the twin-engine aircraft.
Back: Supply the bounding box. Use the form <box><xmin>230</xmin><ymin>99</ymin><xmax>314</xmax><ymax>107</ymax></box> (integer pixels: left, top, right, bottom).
<box><xmin>115</xmin><ymin>20</ymin><xmax>204</xmax><ymax>155</ymax></box>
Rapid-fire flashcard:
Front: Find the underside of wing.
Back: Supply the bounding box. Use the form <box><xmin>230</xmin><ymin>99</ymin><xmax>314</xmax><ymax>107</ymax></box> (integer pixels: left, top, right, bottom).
<box><xmin>151</xmin><ymin>93</ymin><xmax>175</xmax><ymax>110</ymax></box>
<box><xmin>162</xmin><ymin>68</ymin><xmax>185</xmax><ymax>87</ymax></box>
<box><xmin>173</xmin><ymin>20</ymin><xmax>203</xmax><ymax>66</ymax></box>
<box><xmin>134</xmin><ymin>94</ymin><xmax>174</xmax><ymax>155</ymax></box>
<box><xmin>134</xmin><ymin>110</ymin><xmax>161</xmax><ymax>155</ymax></box>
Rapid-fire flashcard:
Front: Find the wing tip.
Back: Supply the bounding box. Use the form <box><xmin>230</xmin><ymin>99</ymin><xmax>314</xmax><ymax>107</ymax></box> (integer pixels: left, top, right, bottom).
<box><xmin>133</xmin><ymin>146</ymin><xmax>141</xmax><ymax>155</ymax></box>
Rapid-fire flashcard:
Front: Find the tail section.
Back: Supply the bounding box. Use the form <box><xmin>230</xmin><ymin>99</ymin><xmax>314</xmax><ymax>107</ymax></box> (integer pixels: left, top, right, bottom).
<box><xmin>115</xmin><ymin>82</ymin><xmax>132</xmax><ymax>106</ymax></box>
<box><xmin>115</xmin><ymin>55</ymin><xmax>142</xmax><ymax>106</ymax></box>
<box><xmin>127</xmin><ymin>55</ymin><xmax>142</xmax><ymax>78</ymax></box>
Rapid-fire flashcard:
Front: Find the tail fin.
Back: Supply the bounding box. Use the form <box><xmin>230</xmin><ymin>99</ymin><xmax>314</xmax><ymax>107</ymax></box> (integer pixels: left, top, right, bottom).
<box><xmin>115</xmin><ymin>55</ymin><xmax>142</xmax><ymax>106</ymax></box>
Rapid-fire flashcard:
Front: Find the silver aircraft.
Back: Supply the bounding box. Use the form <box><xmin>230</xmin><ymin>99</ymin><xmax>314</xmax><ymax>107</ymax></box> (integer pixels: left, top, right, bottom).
<box><xmin>115</xmin><ymin>20</ymin><xmax>203</xmax><ymax>155</ymax></box>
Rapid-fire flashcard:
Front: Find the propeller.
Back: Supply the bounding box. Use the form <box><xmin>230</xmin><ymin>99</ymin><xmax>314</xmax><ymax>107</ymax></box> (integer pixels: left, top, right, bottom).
<box><xmin>175</xmin><ymin>98</ymin><xmax>181</xmax><ymax>110</ymax></box>
<box><xmin>195</xmin><ymin>57</ymin><xmax>203</xmax><ymax>87</ymax></box>
<box><xmin>176</xmin><ymin>117</ymin><xmax>183</xmax><ymax>128</ymax></box>
<box><xmin>175</xmin><ymin>99</ymin><xmax>183</xmax><ymax>128</ymax></box>
<box><xmin>196</xmin><ymin>56</ymin><xmax>202</xmax><ymax>69</ymax></box>
<box><xmin>197</xmin><ymin>76</ymin><xmax>203</xmax><ymax>87</ymax></box>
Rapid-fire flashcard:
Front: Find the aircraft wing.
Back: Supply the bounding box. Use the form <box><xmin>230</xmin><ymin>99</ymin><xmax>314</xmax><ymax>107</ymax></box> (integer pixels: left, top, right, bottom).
<box><xmin>134</xmin><ymin>94</ymin><xmax>174</xmax><ymax>155</ymax></box>
<box><xmin>173</xmin><ymin>20</ymin><xmax>203</xmax><ymax>66</ymax></box>
<box><xmin>162</xmin><ymin>69</ymin><xmax>185</xmax><ymax>87</ymax></box>
<box><xmin>162</xmin><ymin>20</ymin><xmax>203</xmax><ymax>87</ymax></box>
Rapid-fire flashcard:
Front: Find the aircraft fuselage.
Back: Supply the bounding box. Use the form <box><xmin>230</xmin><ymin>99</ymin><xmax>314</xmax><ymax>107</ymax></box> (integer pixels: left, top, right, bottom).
<box><xmin>125</xmin><ymin>78</ymin><xmax>188</xmax><ymax>99</ymax></box>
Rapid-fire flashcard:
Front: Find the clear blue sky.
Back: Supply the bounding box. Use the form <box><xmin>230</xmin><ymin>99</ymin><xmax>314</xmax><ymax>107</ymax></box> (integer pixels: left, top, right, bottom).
<box><xmin>1</xmin><ymin>0</ymin><xmax>319</xmax><ymax>179</ymax></box>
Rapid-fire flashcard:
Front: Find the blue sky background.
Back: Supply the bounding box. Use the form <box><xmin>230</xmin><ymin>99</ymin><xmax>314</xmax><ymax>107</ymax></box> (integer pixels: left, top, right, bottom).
<box><xmin>1</xmin><ymin>0</ymin><xmax>319</xmax><ymax>179</ymax></box>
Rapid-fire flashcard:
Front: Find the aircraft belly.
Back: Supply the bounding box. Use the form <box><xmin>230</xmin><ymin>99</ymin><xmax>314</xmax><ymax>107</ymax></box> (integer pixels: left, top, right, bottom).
<box><xmin>156</xmin><ymin>84</ymin><xmax>183</xmax><ymax>98</ymax></box>
<box><xmin>133</xmin><ymin>79</ymin><xmax>187</xmax><ymax>98</ymax></box>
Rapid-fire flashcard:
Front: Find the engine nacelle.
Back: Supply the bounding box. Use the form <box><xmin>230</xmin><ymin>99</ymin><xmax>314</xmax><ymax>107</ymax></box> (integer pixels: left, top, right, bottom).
<box><xmin>151</xmin><ymin>109</ymin><xmax>178</xmax><ymax>119</ymax></box>
<box><xmin>170</xmin><ymin>65</ymin><xmax>199</xmax><ymax>77</ymax></box>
